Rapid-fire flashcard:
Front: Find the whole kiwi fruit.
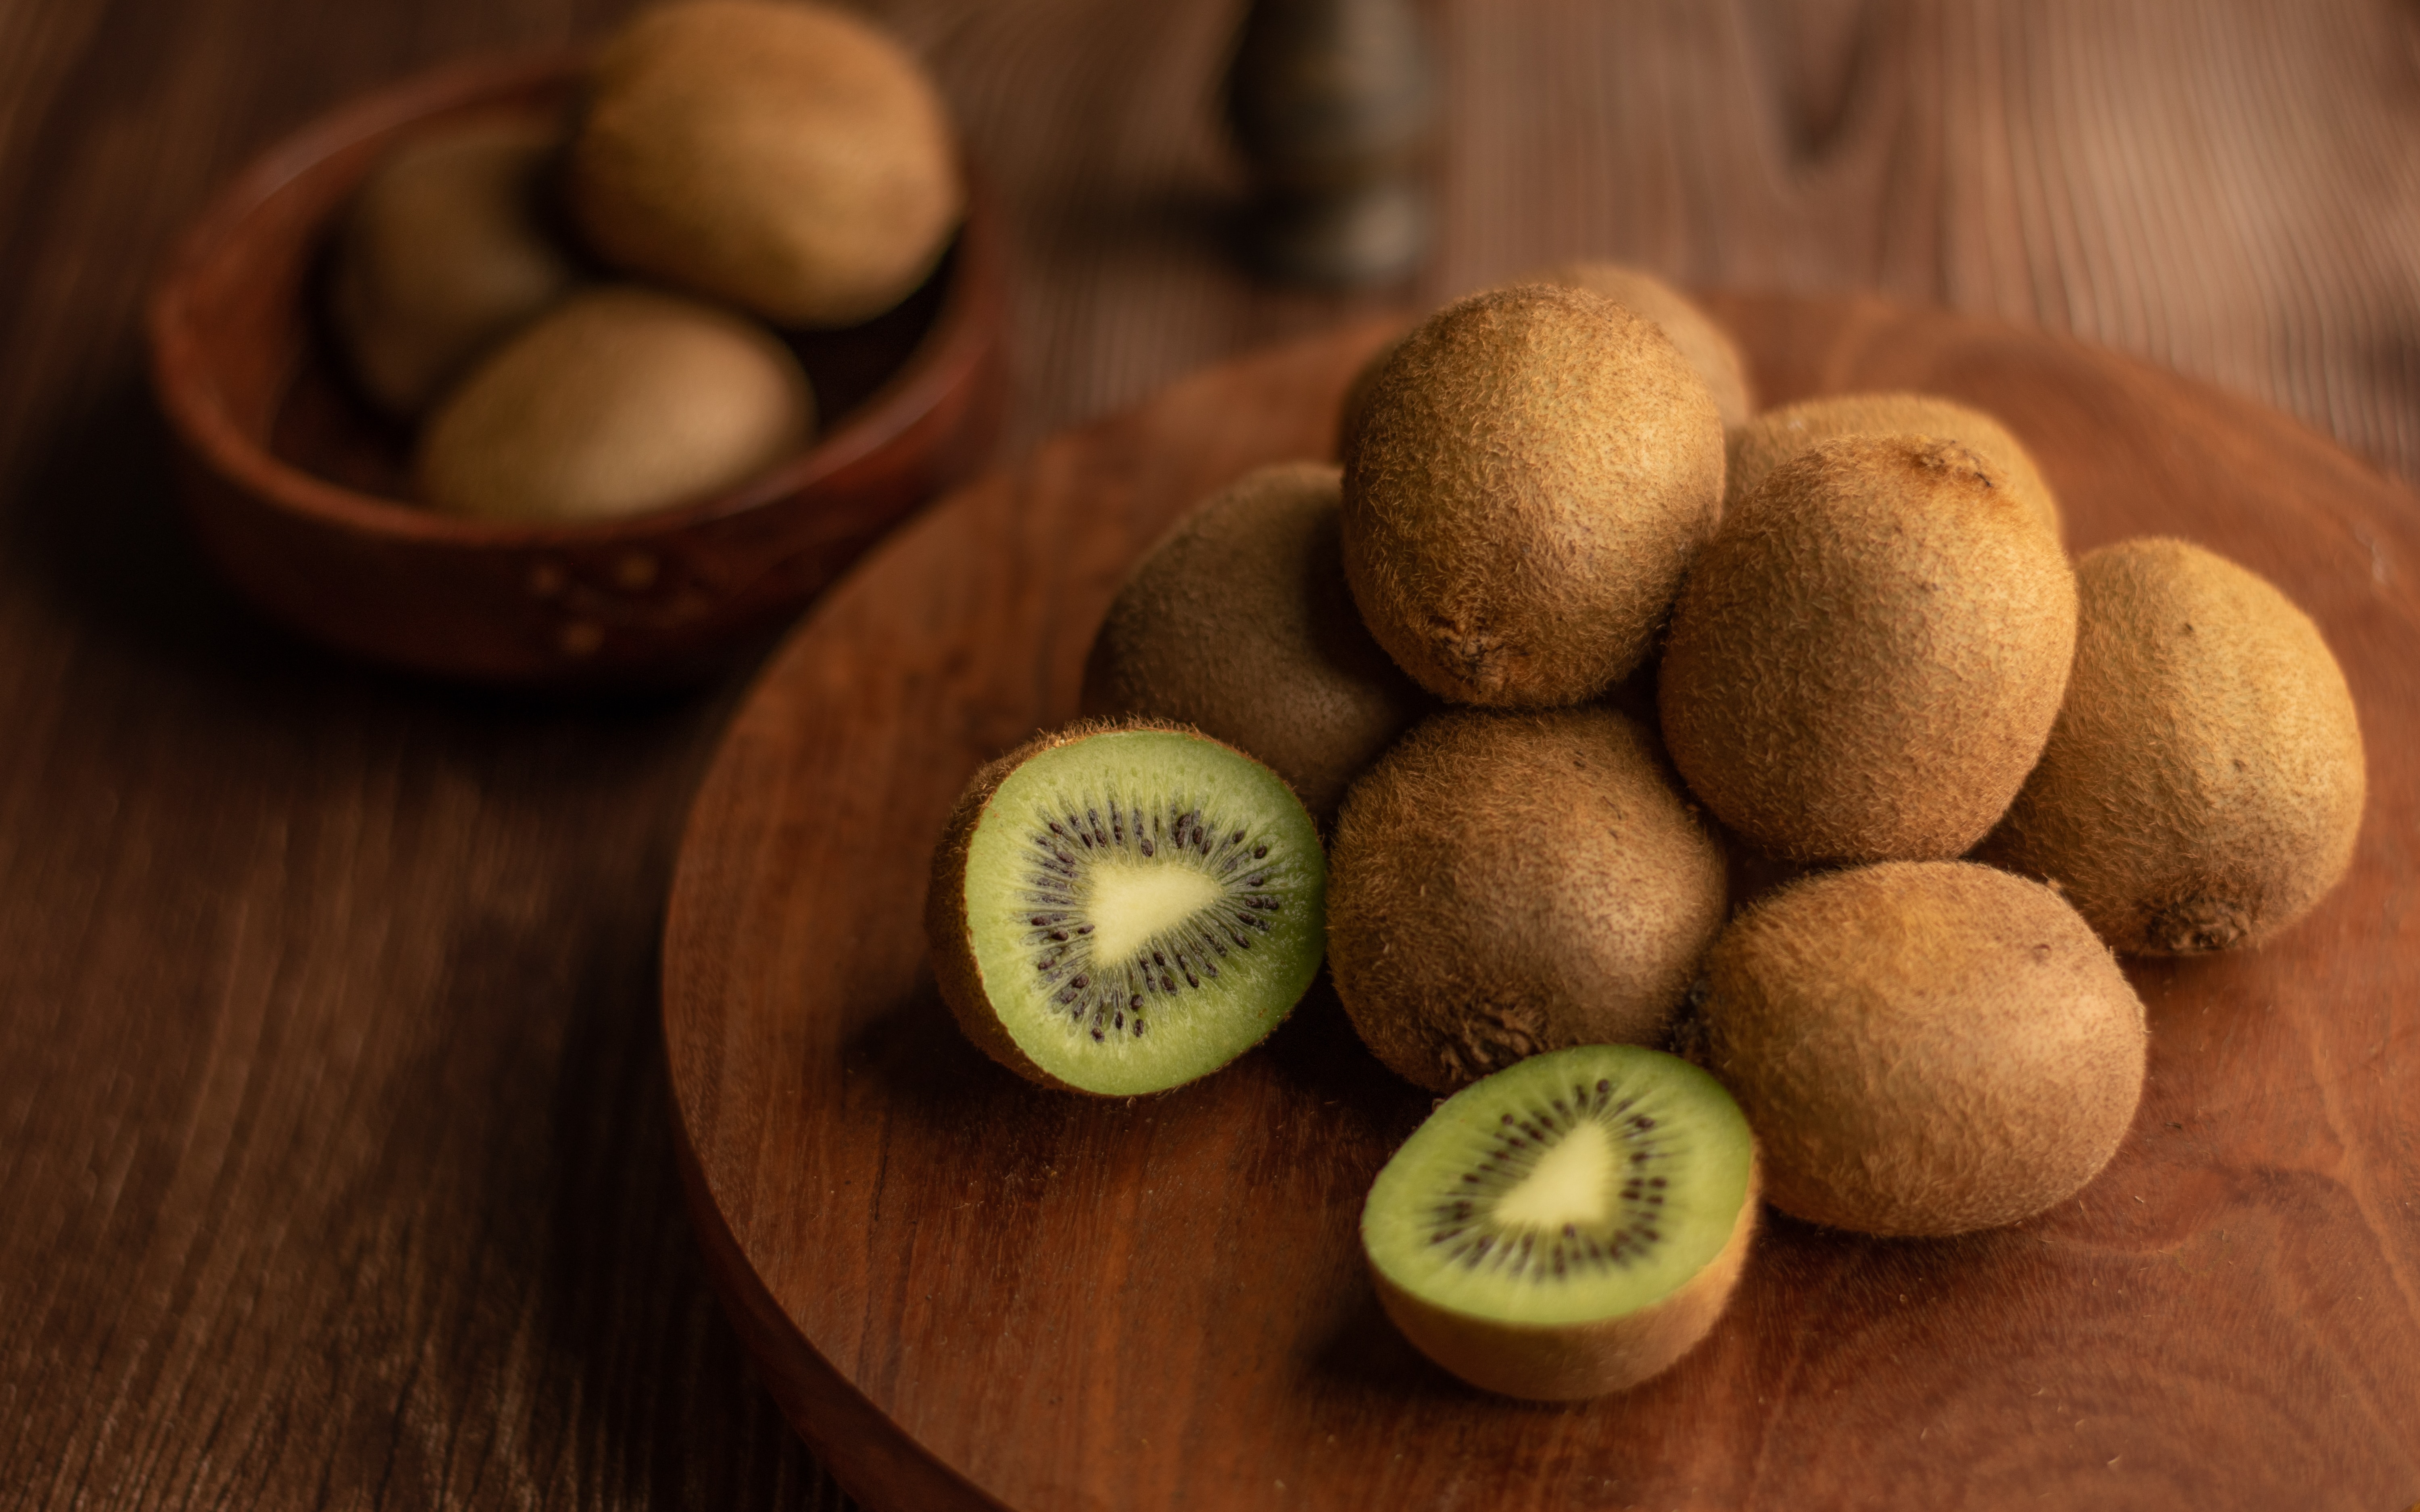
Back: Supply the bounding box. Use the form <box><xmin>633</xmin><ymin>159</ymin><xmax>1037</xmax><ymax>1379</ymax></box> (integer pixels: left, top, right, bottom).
<box><xmin>1697</xmin><ymin>860</ymin><xmax>2147</xmax><ymax>1237</ymax></box>
<box><xmin>1343</xmin><ymin>283</ymin><xmax>1725</xmax><ymax>706</ymax></box>
<box><xmin>1528</xmin><ymin>261</ymin><xmax>1754</xmax><ymax>428</ymax></box>
<box><xmin>1658</xmin><ymin>433</ymin><xmax>2078</xmax><ymax>863</ymax></box>
<box><xmin>1978</xmin><ymin>537</ymin><xmax>2366</xmax><ymax>954</ymax></box>
<box><xmin>1336</xmin><ymin>262</ymin><xmax>1750</xmax><ymax>454</ymax></box>
<box><xmin>1327</xmin><ymin>706</ymin><xmax>1728</xmax><ymax>1093</ymax></box>
<box><xmin>1727</xmin><ymin>392</ymin><xmax>2062</xmax><ymax>539</ymax></box>
<box><xmin>327</xmin><ymin>115</ymin><xmax>580</xmax><ymax>417</ymax></box>
<box><xmin>415</xmin><ymin>285</ymin><xmax>814</xmax><ymax>524</ymax></box>
<box><xmin>566</xmin><ymin>0</ymin><xmax>964</xmax><ymax>327</ymax></box>
<box><xmin>1079</xmin><ymin>462</ymin><xmax>1428</xmax><ymax>821</ymax></box>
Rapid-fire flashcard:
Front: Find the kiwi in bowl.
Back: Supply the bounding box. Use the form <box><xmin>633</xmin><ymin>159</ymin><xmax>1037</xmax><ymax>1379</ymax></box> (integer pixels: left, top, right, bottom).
<box><xmin>148</xmin><ymin>46</ymin><xmax>1006</xmax><ymax>687</ymax></box>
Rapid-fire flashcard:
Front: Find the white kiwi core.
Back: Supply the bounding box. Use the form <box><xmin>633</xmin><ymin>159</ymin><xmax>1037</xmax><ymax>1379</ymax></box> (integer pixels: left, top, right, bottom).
<box><xmin>1490</xmin><ymin>1117</ymin><xmax>1615</xmax><ymax>1231</ymax></box>
<box><xmin>1085</xmin><ymin>860</ymin><xmax>1225</xmax><ymax>965</ymax></box>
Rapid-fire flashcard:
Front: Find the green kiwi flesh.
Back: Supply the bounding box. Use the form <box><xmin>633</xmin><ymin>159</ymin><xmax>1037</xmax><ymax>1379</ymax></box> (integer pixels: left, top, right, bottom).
<box><xmin>1362</xmin><ymin>1045</ymin><xmax>1758</xmax><ymax>1400</ymax></box>
<box><xmin>1978</xmin><ymin>537</ymin><xmax>2366</xmax><ymax>954</ymax></box>
<box><xmin>1080</xmin><ymin>462</ymin><xmax>1428</xmax><ymax>821</ymax></box>
<box><xmin>1698</xmin><ymin>861</ymin><xmax>2146</xmax><ymax>1237</ymax></box>
<box><xmin>926</xmin><ymin>721</ymin><xmax>1326</xmax><ymax>1095</ymax></box>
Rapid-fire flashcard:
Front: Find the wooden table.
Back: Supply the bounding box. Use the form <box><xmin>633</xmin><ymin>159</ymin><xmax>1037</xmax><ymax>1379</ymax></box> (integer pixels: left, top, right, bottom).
<box><xmin>4</xmin><ymin>2</ymin><xmax>2416</xmax><ymax>1506</ymax></box>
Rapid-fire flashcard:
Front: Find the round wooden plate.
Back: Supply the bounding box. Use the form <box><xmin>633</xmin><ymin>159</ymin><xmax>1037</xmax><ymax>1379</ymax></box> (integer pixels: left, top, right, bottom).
<box><xmin>663</xmin><ymin>296</ymin><xmax>2420</xmax><ymax>1512</ymax></box>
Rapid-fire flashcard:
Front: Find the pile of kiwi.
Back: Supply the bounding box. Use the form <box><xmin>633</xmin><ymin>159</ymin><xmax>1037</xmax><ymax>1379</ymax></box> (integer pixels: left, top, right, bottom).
<box><xmin>926</xmin><ymin>262</ymin><xmax>2368</xmax><ymax>1402</ymax></box>
<box><xmin>327</xmin><ymin>0</ymin><xmax>963</xmax><ymax>524</ymax></box>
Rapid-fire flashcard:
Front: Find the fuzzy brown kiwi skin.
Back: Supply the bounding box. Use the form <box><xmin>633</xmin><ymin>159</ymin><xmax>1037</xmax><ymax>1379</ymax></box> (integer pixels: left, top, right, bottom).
<box><xmin>1975</xmin><ymin>537</ymin><xmax>2366</xmax><ymax>955</ymax></box>
<box><xmin>1079</xmin><ymin>462</ymin><xmax>1430</xmax><ymax>823</ymax></box>
<box><xmin>1374</xmin><ymin>1155</ymin><xmax>1759</xmax><ymax>1401</ymax></box>
<box><xmin>1336</xmin><ymin>265</ymin><xmax>1751</xmax><ymax>457</ymax></box>
<box><xmin>1342</xmin><ymin>282</ymin><xmax>1725</xmax><ymax>708</ymax></box>
<box><xmin>1658</xmin><ymin>433</ymin><xmax>2078</xmax><ymax>864</ymax></box>
<box><xmin>1327</xmin><ymin>706</ymin><xmax>1729</xmax><ymax>1093</ymax></box>
<box><xmin>1697</xmin><ymin>861</ymin><xmax>2146</xmax><ymax>1237</ymax></box>
<box><xmin>1528</xmin><ymin>261</ymin><xmax>1754</xmax><ymax>429</ymax></box>
<box><xmin>1726</xmin><ymin>392</ymin><xmax>2063</xmax><ymax>539</ymax></box>
<box><xmin>922</xmin><ymin>716</ymin><xmax>1305</xmax><ymax>1097</ymax></box>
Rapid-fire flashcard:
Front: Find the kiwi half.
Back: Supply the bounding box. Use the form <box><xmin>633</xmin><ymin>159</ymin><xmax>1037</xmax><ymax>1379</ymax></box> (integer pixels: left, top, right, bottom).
<box><xmin>1697</xmin><ymin>861</ymin><xmax>2146</xmax><ymax>1237</ymax></box>
<box><xmin>925</xmin><ymin>720</ymin><xmax>1326</xmax><ymax>1095</ymax></box>
<box><xmin>1362</xmin><ymin>1044</ymin><xmax>1758</xmax><ymax>1401</ymax></box>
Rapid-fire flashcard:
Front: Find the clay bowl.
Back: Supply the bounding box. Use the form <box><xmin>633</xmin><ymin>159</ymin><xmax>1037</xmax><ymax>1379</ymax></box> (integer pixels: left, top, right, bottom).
<box><xmin>147</xmin><ymin>51</ymin><xmax>1008</xmax><ymax>687</ymax></box>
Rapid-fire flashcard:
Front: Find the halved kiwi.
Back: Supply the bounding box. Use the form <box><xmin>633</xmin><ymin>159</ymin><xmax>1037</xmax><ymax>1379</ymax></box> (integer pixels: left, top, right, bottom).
<box><xmin>925</xmin><ymin>720</ymin><xmax>1327</xmax><ymax>1095</ymax></box>
<box><xmin>1362</xmin><ymin>1045</ymin><xmax>1759</xmax><ymax>1401</ymax></box>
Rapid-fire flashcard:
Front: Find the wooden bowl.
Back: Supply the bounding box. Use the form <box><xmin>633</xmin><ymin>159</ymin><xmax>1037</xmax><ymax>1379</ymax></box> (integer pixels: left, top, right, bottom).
<box><xmin>663</xmin><ymin>300</ymin><xmax>2420</xmax><ymax>1512</ymax></box>
<box><xmin>147</xmin><ymin>52</ymin><xmax>1008</xmax><ymax>687</ymax></box>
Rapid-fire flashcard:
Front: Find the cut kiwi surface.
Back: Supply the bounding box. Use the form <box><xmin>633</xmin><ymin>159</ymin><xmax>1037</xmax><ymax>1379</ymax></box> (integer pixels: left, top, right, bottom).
<box><xmin>1362</xmin><ymin>1044</ymin><xmax>1758</xmax><ymax>1400</ymax></box>
<box><xmin>926</xmin><ymin>721</ymin><xmax>1327</xmax><ymax>1096</ymax></box>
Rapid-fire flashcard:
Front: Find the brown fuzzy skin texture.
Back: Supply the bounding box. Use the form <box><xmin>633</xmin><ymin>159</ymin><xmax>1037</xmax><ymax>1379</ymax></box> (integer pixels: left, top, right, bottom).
<box><xmin>1727</xmin><ymin>391</ymin><xmax>2063</xmax><ymax>539</ymax></box>
<box><xmin>567</xmin><ymin>0</ymin><xmax>964</xmax><ymax>327</ymax></box>
<box><xmin>923</xmin><ymin>717</ymin><xmax>1212</xmax><ymax>1097</ymax></box>
<box><xmin>1374</xmin><ymin>1158</ymin><xmax>1758</xmax><ymax>1400</ymax></box>
<box><xmin>1341</xmin><ymin>283</ymin><xmax>1725</xmax><ymax>707</ymax></box>
<box><xmin>415</xmin><ymin>285</ymin><xmax>814</xmax><ymax>523</ymax></box>
<box><xmin>1529</xmin><ymin>261</ymin><xmax>1755</xmax><ymax>429</ymax></box>
<box><xmin>1658</xmin><ymin>434</ymin><xmax>2078</xmax><ymax>864</ymax></box>
<box><xmin>1699</xmin><ymin>862</ymin><xmax>2146</xmax><ymax>1237</ymax></box>
<box><xmin>328</xmin><ymin>117</ymin><xmax>578</xmax><ymax>418</ymax></box>
<box><xmin>1327</xmin><ymin>707</ymin><xmax>1729</xmax><ymax>1093</ymax></box>
<box><xmin>1079</xmin><ymin>462</ymin><xmax>1429</xmax><ymax>822</ymax></box>
<box><xmin>1977</xmin><ymin>538</ymin><xmax>2367</xmax><ymax>954</ymax></box>
<box><xmin>1335</xmin><ymin>265</ymin><xmax>1750</xmax><ymax>455</ymax></box>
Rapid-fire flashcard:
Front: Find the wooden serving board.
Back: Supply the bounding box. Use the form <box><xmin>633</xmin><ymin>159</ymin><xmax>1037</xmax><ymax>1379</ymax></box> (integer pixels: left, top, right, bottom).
<box><xmin>661</xmin><ymin>296</ymin><xmax>2420</xmax><ymax>1512</ymax></box>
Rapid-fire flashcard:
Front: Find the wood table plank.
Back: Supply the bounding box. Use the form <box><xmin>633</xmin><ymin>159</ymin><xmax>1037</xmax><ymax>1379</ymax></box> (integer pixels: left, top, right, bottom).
<box><xmin>4</xmin><ymin>2</ymin><xmax>2420</xmax><ymax>1507</ymax></box>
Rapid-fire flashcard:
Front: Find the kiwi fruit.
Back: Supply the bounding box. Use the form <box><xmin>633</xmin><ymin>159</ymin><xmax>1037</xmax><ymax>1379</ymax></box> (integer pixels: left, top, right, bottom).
<box><xmin>327</xmin><ymin>115</ymin><xmax>580</xmax><ymax>417</ymax></box>
<box><xmin>1327</xmin><ymin>706</ymin><xmax>1728</xmax><ymax>1093</ymax></box>
<box><xmin>924</xmin><ymin>720</ymin><xmax>1327</xmax><ymax>1096</ymax></box>
<box><xmin>415</xmin><ymin>285</ymin><xmax>814</xmax><ymax>524</ymax></box>
<box><xmin>1658</xmin><ymin>433</ymin><xmax>2078</xmax><ymax>863</ymax></box>
<box><xmin>1727</xmin><ymin>392</ymin><xmax>2062</xmax><ymax>539</ymax></box>
<box><xmin>566</xmin><ymin>0</ymin><xmax>964</xmax><ymax>327</ymax></box>
<box><xmin>1362</xmin><ymin>1044</ymin><xmax>1758</xmax><ymax>1400</ymax></box>
<box><xmin>1336</xmin><ymin>264</ymin><xmax>1750</xmax><ymax>456</ymax></box>
<box><xmin>1079</xmin><ymin>462</ymin><xmax>1429</xmax><ymax>821</ymax></box>
<box><xmin>1343</xmin><ymin>283</ymin><xmax>1725</xmax><ymax>706</ymax></box>
<box><xmin>1978</xmin><ymin>537</ymin><xmax>2366</xmax><ymax>954</ymax></box>
<box><xmin>1696</xmin><ymin>860</ymin><xmax>2146</xmax><ymax>1236</ymax></box>
<box><xmin>1527</xmin><ymin>261</ymin><xmax>1754</xmax><ymax>429</ymax></box>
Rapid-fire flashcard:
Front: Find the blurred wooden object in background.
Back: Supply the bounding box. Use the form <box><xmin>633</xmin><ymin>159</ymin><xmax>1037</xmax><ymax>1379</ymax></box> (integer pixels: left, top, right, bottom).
<box><xmin>4</xmin><ymin>2</ymin><xmax>2420</xmax><ymax>1508</ymax></box>
<box><xmin>1226</xmin><ymin>0</ymin><xmax>1437</xmax><ymax>285</ymax></box>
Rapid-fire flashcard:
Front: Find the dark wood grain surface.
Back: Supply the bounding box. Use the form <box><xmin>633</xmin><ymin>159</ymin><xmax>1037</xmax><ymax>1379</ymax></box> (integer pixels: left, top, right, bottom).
<box><xmin>662</xmin><ymin>302</ymin><xmax>2420</xmax><ymax>1512</ymax></box>
<box><xmin>9</xmin><ymin>2</ymin><xmax>2420</xmax><ymax>1507</ymax></box>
